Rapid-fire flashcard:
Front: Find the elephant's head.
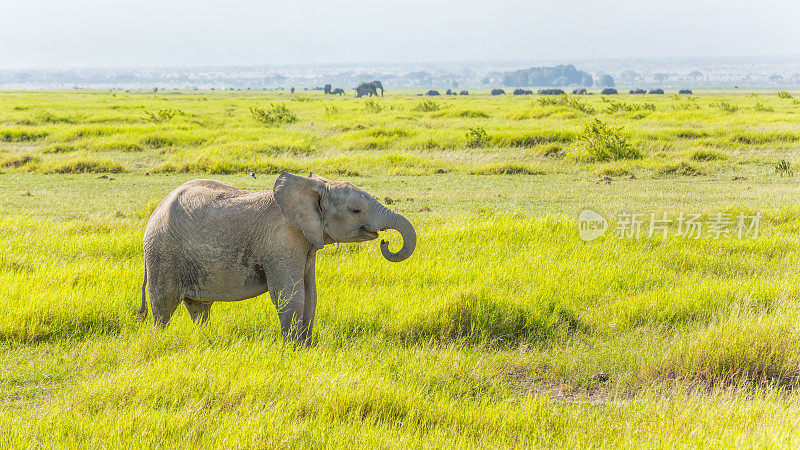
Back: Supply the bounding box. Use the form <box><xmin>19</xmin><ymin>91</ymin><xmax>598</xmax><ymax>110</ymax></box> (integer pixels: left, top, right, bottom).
<box><xmin>372</xmin><ymin>80</ymin><xmax>384</xmax><ymax>96</ymax></box>
<box><xmin>273</xmin><ymin>172</ymin><xmax>415</xmax><ymax>262</ymax></box>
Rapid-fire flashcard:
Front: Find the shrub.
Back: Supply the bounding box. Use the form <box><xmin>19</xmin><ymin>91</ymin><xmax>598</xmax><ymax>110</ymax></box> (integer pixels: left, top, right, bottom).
<box><xmin>710</xmin><ymin>101</ymin><xmax>739</xmax><ymax>113</ymax></box>
<box><xmin>537</xmin><ymin>95</ymin><xmax>595</xmax><ymax>114</ymax></box>
<box><xmin>604</xmin><ymin>101</ymin><xmax>655</xmax><ymax>113</ymax></box>
<box><xmin>144</xmin><ymin>108</ymin><xmax>182</xmax><ymax>123</ymax></box>
<box><xmin>575</xmin><ymin>118</ymin><xmax>641</xmax><ymax>161</ymax></box>
<box><xmin>250</xmin><ymin>103</ymin><xmax>298</xmax><ymax>125</ymax></box>
<box><xmin>775</xmin><ymin>160</ymin><xmax>793</xmax><ymax>176</ymax></box>
<box><xmin>363</xmin><ymin>100</ymin><xmax>383</xmax><ymax>113</ymax></box>
<box><xmin>465</xmin><ymin>127</ymin><xmax>489</xmax><ymax>147</ymax></box>
<box><xmin>411</xmin><ymin>100</ymin><xmax>440</xmax><ymax>112</ymax></box>
<box><xmin>777</xmin><ymin>91</ymin><xmax>793</xmax><ymax>99</ymax></box>
<box><xmin>455</xmin><ymin>110</ymin><xmax>489</xmax><ymax>118</ymax></box>
<box><xmin>324</xmin><ymin>105</ymin><xmax>339</xmax><ymax>115</ymax></box>
<box><xmin>753</xmin><ymin>103</ymin><xmax>775</xmax><ymax>112</ymax></box>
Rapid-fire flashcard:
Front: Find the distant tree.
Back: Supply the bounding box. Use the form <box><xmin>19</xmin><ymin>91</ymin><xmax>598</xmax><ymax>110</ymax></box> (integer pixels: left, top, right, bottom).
<box><xmin>620</xmin><ymin>70</ymin><xmax>641</xmax><ymax>84</ymax></box>
<box><xmin>770</xmin><ymin>74</ymin><xmax>784</xmax><ymax>85</ymax></box>
<box><xmin>653</xmin><ymin>73</ymin><xmax>669</xmax><ymax>85</ymax></box>
<box><xmin>597</xmin><ymin>74</ymin><xmax>615</xmax><ymax>87</ymax></box>
<box><xmin>688</xmin><ymin>71</ymin><xmax>703</xmax><ymax>82</ymax></box>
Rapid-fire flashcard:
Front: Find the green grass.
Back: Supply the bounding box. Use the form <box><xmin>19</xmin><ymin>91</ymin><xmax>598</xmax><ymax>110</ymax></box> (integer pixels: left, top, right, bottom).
<box><xmin>1</xmin><ymin>90</ymin><xmax>800</xmax><ymax>446</ymax></box>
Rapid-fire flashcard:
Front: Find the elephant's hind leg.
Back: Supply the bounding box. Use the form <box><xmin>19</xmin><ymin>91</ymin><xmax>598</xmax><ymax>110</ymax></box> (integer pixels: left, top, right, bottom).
<box><xmin>184</xmin><ymin>299</ymin><xmax>212</xmax><ymax>323</ymax></box>
<box><xmin>149</xmin><ymin>285</ymin><xmax>182</xmax><ymax>327</ymax></box>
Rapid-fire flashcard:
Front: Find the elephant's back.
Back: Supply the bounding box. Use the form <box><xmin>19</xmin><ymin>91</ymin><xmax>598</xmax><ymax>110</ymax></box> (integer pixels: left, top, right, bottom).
<box><xmin>144</xmin><ymin>179</ymin><xmax>272</xmax><ymax>243</ymax></box>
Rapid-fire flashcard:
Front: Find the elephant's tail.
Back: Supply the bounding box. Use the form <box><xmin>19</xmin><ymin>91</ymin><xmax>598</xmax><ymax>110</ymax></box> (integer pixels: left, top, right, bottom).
<box><xmin>138</xmin><ymin>263</ymin><xmax>148</xmax><ymax>319</ymax></box>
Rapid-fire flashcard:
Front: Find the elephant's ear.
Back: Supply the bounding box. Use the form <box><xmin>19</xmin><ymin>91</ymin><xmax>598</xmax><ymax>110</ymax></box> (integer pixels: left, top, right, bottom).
<box><xmin>274</xmin><ymin>172</ymin><xmax>326</xmax><ymax>250</ymax></box>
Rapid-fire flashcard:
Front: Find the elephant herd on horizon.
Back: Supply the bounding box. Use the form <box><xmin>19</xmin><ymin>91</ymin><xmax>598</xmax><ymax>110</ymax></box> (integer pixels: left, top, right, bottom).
<box><xmin>321</xmin><ymin>81</ymin><xmax>691</xmax><ymax>98</ymax></box>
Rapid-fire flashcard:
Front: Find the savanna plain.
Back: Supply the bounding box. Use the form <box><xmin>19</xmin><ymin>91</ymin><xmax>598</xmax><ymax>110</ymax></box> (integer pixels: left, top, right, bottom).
<box><xmin>2</xmin><ymin>89</ymin><xmax>800</xmax><ymax>447</ymax></box>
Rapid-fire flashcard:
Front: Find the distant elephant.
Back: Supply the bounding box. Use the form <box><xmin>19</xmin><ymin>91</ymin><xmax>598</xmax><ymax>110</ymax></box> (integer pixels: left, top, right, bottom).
<box><xmin>601</xmin><ymin>88</ymin><xmax>618</xmax><ymax>95</ymax></box>
<box><xmin>324</xmin><ymin>84</ymin><xmax>332</xmax><ymax>94</ymax></box>
<box><xmin>139</xmin><ymin>173</ymin><xmax>416</xmax><ymax>344</ymax></box>
<box><xmin>491</xmin><ymin>89</ymin><xmax>505</xmax><ymax>95</ymax></box>
<box><xmin>679</xmin><ymin>89</ymin><xmax>693</xmax><ymax>94</ymax></box>
<box><xmin>426</xmin><ymin>90</ymin><xmax>440</xmax><ymax>96</ymax></box>
<box><xmin>355</xmin><ymin>81</ymin><xmax>383</xmax><ymax>98</ymax></box>
<box><xmin>459</xmin><ymin>90</ymin><xmax>469</xmax><ymax>95</ymax></box>
<box><xmin>332</xmin><ymin>88</ymin><xmax>345</xmax><ymax>95</ymax></box>
<box><xmin>629</xmin><ymin>89</ymin><xmax>646</xmax><ymax>94</ymax></box>
<box><xmin>572</xmin><ymin>88</ymin><xmax>587</xmax><ymax>95</ymax></box>
<box><xmin>513</xmin><ymin>89</ymin><xmax>533</xmax><ymax>95</ymax></box>
<box><xmin>648</xmin><ymin>88</ymin><xmax>665</xmax><ymax>94</ymax></box>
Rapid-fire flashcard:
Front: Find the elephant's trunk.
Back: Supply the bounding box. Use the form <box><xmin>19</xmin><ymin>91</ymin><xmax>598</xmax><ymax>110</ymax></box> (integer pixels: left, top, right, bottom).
<box><xmin>374</xmin><ymin>203</ymin><xmax>416</xmax><ymax>262</ymax></box>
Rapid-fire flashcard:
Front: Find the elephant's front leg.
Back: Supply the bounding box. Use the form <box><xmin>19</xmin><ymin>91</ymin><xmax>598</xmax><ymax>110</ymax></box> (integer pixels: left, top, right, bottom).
<box><xmin>268</xmin><ymin>272</ymin><xmax>306</xmax><ymax>341</ymax></box>
<box><xmin>301</xmin><ymin>252</ymin><xmax>317</xmax><ymax>345</ymax></box>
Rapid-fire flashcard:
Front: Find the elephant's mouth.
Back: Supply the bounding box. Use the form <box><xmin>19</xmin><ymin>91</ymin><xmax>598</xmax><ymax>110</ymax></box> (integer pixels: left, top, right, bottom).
<box><xmin>361</xmin><ymin>229</ymin><xmax>379</xmax><ymax>240</ymax></box>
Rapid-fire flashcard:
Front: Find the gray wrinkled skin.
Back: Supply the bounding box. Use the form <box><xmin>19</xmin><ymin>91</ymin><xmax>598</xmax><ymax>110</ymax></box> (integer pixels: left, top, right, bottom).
<box><xmin>140</xmin><ymin>172</ymin><xmax>416</xmax><ymax>344</ymax></box>
<box><xmin>355</xmin><ymin>81</ymin><xmax>383</xmax><ymax>97</ymax></box>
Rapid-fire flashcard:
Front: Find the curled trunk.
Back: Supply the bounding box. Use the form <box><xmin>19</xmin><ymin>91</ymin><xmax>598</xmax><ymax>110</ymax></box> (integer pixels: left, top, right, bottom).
<box><xmin>373</xmin><ymin>203</ymin><xmax>416</xmax><ymax>262</ymax></box>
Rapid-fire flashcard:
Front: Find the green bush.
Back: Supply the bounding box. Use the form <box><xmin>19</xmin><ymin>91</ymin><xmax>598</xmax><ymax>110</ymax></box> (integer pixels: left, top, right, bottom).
<box><xmin>537</xmin><ymin>95</ymin><xmax>595</xmax><ymax>114</ymax></box>
<box><xmin>455</xmin><ymin>110</ymin><xmax>490</xmax><ymax>118</ymax></box>
<box><xmin>250</xmin><ymin>103</ymin><xmax>298</xmax><ymax>125</ymax></box>
<box><xmin>363</xmin><ymin>100</ymin><xmax>383</xmax><ymax>113</ymax></box>
<box><xmin>465</xmin><ymin>127</ymin><xmax>489</xmax><ymax>147</ymax></box>
<box><xmin>777</xmin><ymin>91</ymin><xmax>793</xmax><ymax>99</ymax></box>
<box><xmin>575</xmin><ymin>118</ymin><xmax>641</xmax><ymax>161</ymax></box>
<box><xmin>710</xmin><ymin>101</ymin><xmax>739</xmax><ymax>113</ymax></box>
<box><xmin>411</xmin><ymin>100</ymin><xmax>440</xmax><ymax>112</ymax></box>
<box><xmin>144</xmin><ymin>109</ymin><xmax>182</xmax><ymax>123</ymax></box>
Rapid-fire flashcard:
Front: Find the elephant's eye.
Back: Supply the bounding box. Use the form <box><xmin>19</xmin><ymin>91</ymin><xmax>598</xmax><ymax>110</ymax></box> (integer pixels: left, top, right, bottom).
<box><xmin>349</xmin><ymin>207</ymin><xmax>361</xmax><ymax>214</ymax></box>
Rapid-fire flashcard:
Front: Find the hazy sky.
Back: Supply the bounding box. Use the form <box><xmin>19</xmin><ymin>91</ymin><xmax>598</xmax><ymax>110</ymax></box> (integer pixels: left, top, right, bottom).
<box><xmin>2</xmin><ymin>0</ymin><xmax>799</xmax><ymax>68</ymax></box>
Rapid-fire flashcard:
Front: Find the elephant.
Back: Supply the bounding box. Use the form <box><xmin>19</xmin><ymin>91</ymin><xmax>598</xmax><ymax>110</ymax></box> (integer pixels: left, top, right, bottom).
<box><xmin>324</xmin><ymin>84</ymin><xmax>332</xmax><ymax>94</ymax></box>
<box><xmin>601</xmin><ymin>88</ymin><xmax>618</xmax><ymax>95</ymax></box>
<box><xmin>355</xmin><ymin>81</ymin><xmax>383</xmax><ymax>98</ymax></box>
<box><xmin>491</xmin><ymin>89</ymin><xmax>505</xmax><ymax>95</ymax></box>
<box><xmin>648</xmin><ymin>88</ymin><xmax>665</xmax><ymax>94</ymax></box>
<box><xmin>679</xmin><ymin>89</ymin><xmax>693</xmax><ymax>94</ymax></box>
<box><xmin>629</xmin><ymin>89</ymin><xmax>646</xmax><ymax>94</ymax></box>
<box><xmin>332</xmin><ymin>88</ymin><xmax>345</xmax><ymax>95</ymax></box>
<box><xmin>139</xmin><ymin>172</ymin><xmax>416</xmax><ymax>344</ymax></box>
